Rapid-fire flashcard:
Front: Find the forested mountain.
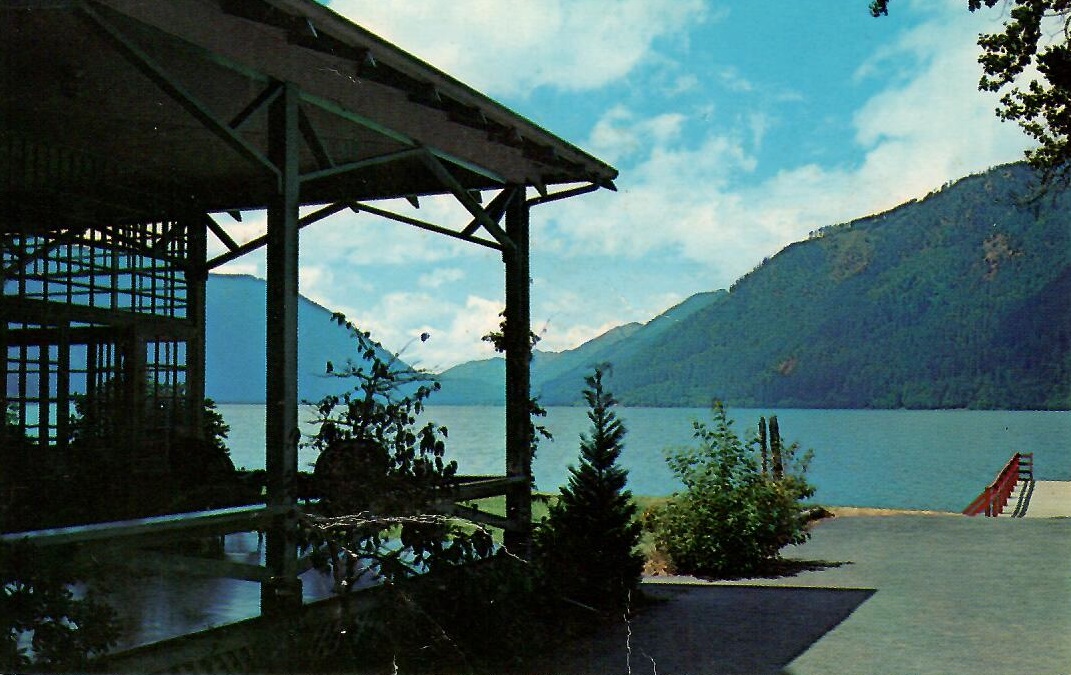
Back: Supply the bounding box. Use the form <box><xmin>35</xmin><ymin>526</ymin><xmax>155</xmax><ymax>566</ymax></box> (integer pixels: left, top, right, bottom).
<box><xmin>437</xmin><ymin>163</ymin><xmax>1070</xmax><ymax>410</ymax></box>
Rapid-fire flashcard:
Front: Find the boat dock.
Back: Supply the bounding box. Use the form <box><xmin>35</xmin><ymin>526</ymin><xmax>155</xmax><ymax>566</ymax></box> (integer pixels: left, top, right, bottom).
<box><xmin>1018</xmin><ymin>480</ymin><xmax>1071</xmax><ymax>518</ymax></box>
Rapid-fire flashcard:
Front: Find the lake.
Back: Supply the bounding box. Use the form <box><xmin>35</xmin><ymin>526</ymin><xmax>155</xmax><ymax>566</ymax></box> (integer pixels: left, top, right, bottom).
<box><xmin>220</xmin><ymin>404</ymin><xmax>1070</xmax><ymax>513</ymax></box>
<box><xmin>100</xmin><ymin>403</ymin><xmax>1068</xmax><ymax>649</ymax></box>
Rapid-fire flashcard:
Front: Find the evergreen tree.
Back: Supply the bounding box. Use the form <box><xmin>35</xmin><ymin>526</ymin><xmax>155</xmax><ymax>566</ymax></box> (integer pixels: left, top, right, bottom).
<box><xmin>534</xmin><ymin>367</ymin><xmax>643</xmax><ymax>610</ymax></box>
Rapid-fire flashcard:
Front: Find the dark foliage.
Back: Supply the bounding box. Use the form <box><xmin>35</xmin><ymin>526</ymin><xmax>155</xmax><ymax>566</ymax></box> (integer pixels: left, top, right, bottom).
<box><xmin>534</xmin><ymin>367</ymin><xmax>644</xmax><ymax>611</ymax></box>
<box><xmin>329</xmin><ymin>554</ymin><xmax>584</xmax><ymax>674</ymax></box>
<box><xmin>872</xmin><ymin>1</ymin><xmax>1071</xmax><ymax>186</ymax></box>
<box><xmin>3</xmin><ymin>383</ymin><xmax>235</xmax><ymax>531</ymax></box>
<box><xmin>1</xmin><ymin>541</ymin><xmax>119</xmax><ymax>672</ymax></box>
<box><xmin>302</xmin><ymin>314</ymin><xmax>493</xmax><ymax>586</ymax></box>
<box><xmin>298</xmin><ymin>317</ymin><xmax>593</xmax><ymax>674</ymax></box>
<box><xmin>649</xmin><ymin>402</ymin><xmax>815</xmax><ymax>578</ymax></box>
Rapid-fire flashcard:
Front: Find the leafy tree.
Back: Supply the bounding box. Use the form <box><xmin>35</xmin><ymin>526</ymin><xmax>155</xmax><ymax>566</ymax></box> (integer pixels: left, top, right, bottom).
<box><xmin>534</xmin><ymin>367</ymin><xmax>643</xmax><ymax>610</ymax></box>
<box><xmin>303</xmin><ymin>314</ymin><xmax>493</xmax><ymax>586</ymax></box>
<box><xmin>649</xmin><ymin>402</ymin><xmax>815</xmax><ymax>578</ymax></box>
<box><xmin>63</xmin><ymin>380</ymin><xmax>236</xmax><ymax>523</ymax></box>
<box><xmin>871</xmin><ymin>0</ymin><xmax>1071</xmax><ymax>185</ymax></box>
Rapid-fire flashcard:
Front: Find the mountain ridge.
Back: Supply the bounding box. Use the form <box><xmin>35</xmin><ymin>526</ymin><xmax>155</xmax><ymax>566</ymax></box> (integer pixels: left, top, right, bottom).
<box><xmin>435</xmin><ymin>163</ymin><xmax>1070</xmax><ymax>410</ymax></box>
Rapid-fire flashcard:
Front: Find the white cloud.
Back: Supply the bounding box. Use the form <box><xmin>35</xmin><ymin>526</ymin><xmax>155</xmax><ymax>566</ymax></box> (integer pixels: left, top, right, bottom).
<box><xmin>540</xmin><ymin>319</ymin><xmax>626</xmax><ymax>354</ymax></box>
<box><xmin>209</xmin><ymin>0</ymin><xmax>1039</xmax><ymax>367</ymax></box>
<box><xmin>587</xmin><ymin>106</ymin><xmax>688</xmax><ymax>164</ymax></box>
<box><xmin>326</xmin><ymin>0</ymin><xmax>707</xmax><ymax>97</ymax></box>
<box><xmin>349</xmin><ymin>292</ymin><xmax>503</xmax><ymax>370</ymax></box>
<box><xmin>533</xmin><ymin>6</ymin><xmax>1034</xmax><ymax>297</ymax></box>
<box><xmin>213</xmin><ymin>261</ymin><xmax>261</xmax><ymax>277</ymax></box>
<box><xmin>418</xmin><ymin>267</ymin><xmax>466</xmax><ymax>289</ymax></box>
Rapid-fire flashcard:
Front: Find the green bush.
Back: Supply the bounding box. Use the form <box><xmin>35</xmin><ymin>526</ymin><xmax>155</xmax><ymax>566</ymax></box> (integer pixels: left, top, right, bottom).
<box><xmin>649</xmin><ymin>401</ymin><xmax>815</xmax><ymax>578</ymax></box>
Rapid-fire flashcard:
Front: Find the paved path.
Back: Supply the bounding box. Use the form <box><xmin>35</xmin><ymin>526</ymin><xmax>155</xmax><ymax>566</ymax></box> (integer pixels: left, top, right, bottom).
<box><xmin>1024</xmin><ymin>480</ymin><xmax>1071</xmax><ymax>518</ymax></box>
<box><xmin>548</xmin><ymin>514</ymin><xmax>1071</xmax><ymax>674</ymax></box>
<box><xmin>723</xmin><ymin>516</ymin><xmax>1071</xmax><ymax>674</ymax></box>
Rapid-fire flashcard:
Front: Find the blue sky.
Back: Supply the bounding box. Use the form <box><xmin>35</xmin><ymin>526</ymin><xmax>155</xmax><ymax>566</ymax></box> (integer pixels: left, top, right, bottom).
<box><xmin>211</xmin><ymin>0</ymin><xmax>1032</xmax><ymax>370</ymax></box>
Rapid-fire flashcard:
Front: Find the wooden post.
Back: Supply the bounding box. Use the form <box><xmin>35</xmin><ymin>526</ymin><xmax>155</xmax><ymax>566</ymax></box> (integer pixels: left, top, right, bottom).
<box><xmin>262</xmin><ymin>81</ymin><xmax>302</xmax><ymax>616</ymax></box>
<box><xmin>0</xmin><ymin>315</ymin><xmax>7</xmax><ymax>448</ymax></box>
<box><xmin>503</xmin><ymin>186</ymin><xmax>533</xmax><ymax>555</ymax></box>
<box><xmin>186</xmin><ymin>215</ymin><xmax>208</xmax><ymax>438</ymax></box>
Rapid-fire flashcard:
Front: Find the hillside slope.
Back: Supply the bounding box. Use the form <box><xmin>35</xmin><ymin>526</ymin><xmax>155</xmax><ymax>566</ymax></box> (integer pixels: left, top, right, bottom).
<box><xmin>436</xmin><ymin>163</ymin><xmax>1070</xmax><ymax>409</ymax></box>
<box><xmin>592</xmin><ymin>164</ymin><xmax>1070</xmax><ymax>409</ymax></box>
<box><xmin>432</xmin><ymin>290</ymin><xmax>726</xmax><ymax>405</ymax></box>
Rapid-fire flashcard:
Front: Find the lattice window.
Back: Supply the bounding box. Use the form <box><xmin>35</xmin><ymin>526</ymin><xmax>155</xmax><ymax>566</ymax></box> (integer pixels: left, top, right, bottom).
<box><xmin>2</xmin><ymin>220</ymin><xmax>195</xmax><ymax>451</ymax></box>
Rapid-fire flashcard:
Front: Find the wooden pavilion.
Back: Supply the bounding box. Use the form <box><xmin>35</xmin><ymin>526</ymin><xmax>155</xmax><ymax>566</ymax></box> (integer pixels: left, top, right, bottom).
<box><xmin>1</xmin><ymin>0</ymin><xmax>616</xmax><ymax>663</ymax></box>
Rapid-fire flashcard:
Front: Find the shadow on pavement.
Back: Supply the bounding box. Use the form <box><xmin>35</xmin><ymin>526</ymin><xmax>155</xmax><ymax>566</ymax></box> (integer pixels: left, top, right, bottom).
<box><xmin>520</xmin><ymin>583</ymin><xmax>875</xmax><ymax>675</ymax></box>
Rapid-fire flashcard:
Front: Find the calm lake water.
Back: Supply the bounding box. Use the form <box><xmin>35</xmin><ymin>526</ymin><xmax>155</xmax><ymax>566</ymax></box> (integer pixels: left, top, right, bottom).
<box><xmin>221</xmin><ymin>404</ymin><xmax>1070</xmax><ymax>513</ymax></box>
<box><xmin>101</xmin><ymin>403</ymin><xmax>1068</xmax><ymax>649</ymax></box>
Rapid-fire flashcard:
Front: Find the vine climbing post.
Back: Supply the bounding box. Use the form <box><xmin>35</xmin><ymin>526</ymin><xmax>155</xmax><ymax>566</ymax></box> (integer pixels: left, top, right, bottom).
<box><xmin>503</xmin><ymin>185</ymin><xmax>533</xmax><ymax>556</ymax></box>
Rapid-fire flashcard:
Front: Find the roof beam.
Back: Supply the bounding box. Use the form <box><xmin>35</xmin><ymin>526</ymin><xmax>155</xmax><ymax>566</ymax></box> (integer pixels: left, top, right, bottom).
<box><xmin>205</xmin><ymin>200</ymin><xmax>350</xmax><ymax>269</ymax></box>
<box><xmin>347</xmin><ymin>201</ymin><xmax>502</xmax><ymax>251</ymax></box>
<box><xmin>461</xmin><ymin>188</ymin><xmax>515</xmax><ymax>237</ymax></box>
<box><xmin>229</xmin><ymin>80</ymin><xmax>284</xmax><ymax>130</ymax></box>
<box><xmin>204</xmin><ymin>214</ymin><xmax>239</xmax><ymax>252</ymax></box>
<box><xmin>527</xmin><ymin>182</ymin><xmax>601</xmax><ymax>207</ymax></box>
<box><xmin>298</xmin><ymin>106</ymin><xmax>334</xmax><ymax>170</ymax></box>
<box><xmin>301</xmin><ymin>91</ymin><xmax>416</xmax><ymax>147</ymax></box>
<box><xmin>420</xmin><ymin>150</ymin><xmax>514</xmax><ymax>251</ymax></box>
<box><xmin>298</xmin><ymin>147</ymin><xmax>424</xmax><ymax>185</ymax></box>
<box><xmin>77</xmin><ymin>2</ymin><xmax>279</xmax><ymax>180</ymax></box>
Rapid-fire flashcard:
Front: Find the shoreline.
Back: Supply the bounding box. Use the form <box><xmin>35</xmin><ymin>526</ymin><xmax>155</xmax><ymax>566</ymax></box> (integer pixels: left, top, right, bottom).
<box><xmin>824</xmin><ymin>506</ymin><xmax>960</xmax><ymax>518</ymax></box>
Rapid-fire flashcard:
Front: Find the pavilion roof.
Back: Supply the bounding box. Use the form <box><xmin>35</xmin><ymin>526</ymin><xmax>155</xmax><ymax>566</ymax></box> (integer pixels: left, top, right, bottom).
<box><xmin>2</xmin><ymin>0</ymin><xmax>618</xmax><ymax>230</ymax></box>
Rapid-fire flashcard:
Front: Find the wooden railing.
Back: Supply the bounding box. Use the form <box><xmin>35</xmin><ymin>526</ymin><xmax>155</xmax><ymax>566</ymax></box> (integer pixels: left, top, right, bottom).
<box><xmin>963</xmin><ymin>452</ymin><xmax>1034</xmax><ymax>517</ymax></box>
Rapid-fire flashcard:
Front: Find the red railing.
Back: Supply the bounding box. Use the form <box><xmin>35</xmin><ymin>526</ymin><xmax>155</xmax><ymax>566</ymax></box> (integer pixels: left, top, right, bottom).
<box><xmin>963</xmin><ymin>452</ymin><xmax>1034</xmax><ymax>517</ymax></box>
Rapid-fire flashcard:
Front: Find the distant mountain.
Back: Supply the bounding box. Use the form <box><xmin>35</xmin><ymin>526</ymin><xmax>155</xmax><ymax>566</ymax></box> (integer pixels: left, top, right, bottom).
<box><xmin>432</xmin><ymin>291</ymin><xmax>727</xmax><ymax>405</ymax></box>
<box><xmin>435</xmin><ymin>163</ymin><xmax>1070</xmax><ymax>410</ymax></box>
<box><xmin>206</xmin><ymin>274</ymin><xmax>399</xmax><ymax>403</ymax></box>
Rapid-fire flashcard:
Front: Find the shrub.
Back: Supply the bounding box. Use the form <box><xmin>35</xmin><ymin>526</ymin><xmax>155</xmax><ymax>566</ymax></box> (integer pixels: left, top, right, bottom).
<box><xmin>1</xmin><ymin>542</ymin><xmax>119</xmax><ymax>672</ymax></box>
<box><xmin>649</xmin><ymin>401</ymin><xmax>815</xmax><ymax>578</ymax></box>
<box><xmin>534</xmin><ymin>367</ymin><xmax>643</xmax><ymax>610</ymax></box>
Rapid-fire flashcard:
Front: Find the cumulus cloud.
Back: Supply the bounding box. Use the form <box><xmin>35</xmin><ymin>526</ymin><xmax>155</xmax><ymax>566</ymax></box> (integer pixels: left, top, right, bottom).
<box><xmin>326</xmin><ymin>0</ymin><xmax>707</xmax><ymax>97</ymax></box>
<box><xmin>418</xmin><ymin>267</ymin><xmax>466</xmax><ymax>289</ymax></box>
<box><xmin>209</xmin><ymin>1</ymin><xmax>1037</xmax><ymax>367</ymax></box>
<box><xmin>536</xmin><ymin>5</ymin><xmax>1033</xmax><ymax>294</ymax></box>
<box><xmin>348</xmin><ymin>292</ymin><xmax>503</xmax><ymax>370</ymax></box>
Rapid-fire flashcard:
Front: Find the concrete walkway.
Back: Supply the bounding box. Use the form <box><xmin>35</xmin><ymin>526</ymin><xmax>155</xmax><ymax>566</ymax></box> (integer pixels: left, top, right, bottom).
<box><xmin>541</xmin><ymin>514</ymin><xmax>1071</xmax><ymax>674</ymax></box>
<box><xmin>1023</xmin><ymin>480</ymin><xmax>1071</xmax><ymax>518</ymax></box>
<box><xmin>761</xmin><ymin>516</ymin><xmax>1071</xmax><ymax>674</ymax></box>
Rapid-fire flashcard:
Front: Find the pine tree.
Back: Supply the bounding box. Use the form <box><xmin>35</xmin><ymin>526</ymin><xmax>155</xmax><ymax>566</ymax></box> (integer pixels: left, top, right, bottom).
<box><xmin>534</xmin><ymin>367</ymin><xmax>643</xmax><ymax>610</ymax></box>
